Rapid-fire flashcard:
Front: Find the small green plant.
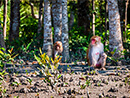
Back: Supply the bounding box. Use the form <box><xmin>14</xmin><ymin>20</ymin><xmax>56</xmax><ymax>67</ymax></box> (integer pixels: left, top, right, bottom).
<box><xmin>107</xmin><ymin>48</ymin><xmax>125</xmax><ymax>65</ymax></box>
<box><xmin>86</xmin><ymin>79</ymin><xmax>91</xmax><ymax>87</ymax></box>
<box><xmin>97</xmin><ymin>81</ymin><xmax>101</xmax><ymax>87</ymax></box>
<box><xmin>34</xmin><ymin>49</ymin><xmax>62</xmax><ymax>90</ymax></box>
<box><xmin>27</xmin><ymin>78</ymin><xmax>33</xmax><ymax>85</ymax></box>
<box><xmin>25</xmin><ymin>70</ymin><xmax>28</xmax><ymax>75</ymax></box>
<box><xmin>67</xmin><ymin>65</ymin><xmax>72</xmax><ymax>74</ymax></box>
<box><xmin>124</xmin><ymin>77</ymin><xmax>130</xmax><ymax>86</ymax></box>
<box><xmin>80</xmin><ymin>79</ymin><xmax>91</xmax><ymax>90</ymax></box>
<box><xmin>20</xmin><ymin>41</ymin><xmax>38</xmax><ymax>60</ymax></box>
<box><xmin>14</xmin><ymin>96</ymin><xmax>19</xmax><ymax>98</ymax></box>
<box><xmin>93</xmin><ymin>70</ymin><xmax>96</xmax><ymax>75</ymax></box>
<box><xmin>0</xmin><ymin>70</ymin><xmax>8</xmax><ymax>97</ymax></box>
<box><xmin>12</xmin><ymin>82</ymin><xmax>21</xmax><ymax>97</ymax></box>
<box><xmin>51</xmin><ymin>96</ymin><xmax>54</xmax><ymax>98</ymax></box>
<box><xmin>80</xmin><ymin>84</ymin><xmax>86</xmax><ymax>89</ymax></box>
<box><xmin>21</xmin><ymin>42</ymin><xmax>32</xmax><ymax>54</ymax></box>
<box><xmin>117</xmin><ymin>72</ymin><xmax>120</xmax><ymax>76</ymax></box>
<box><xmin>0</xmin><ymin>47</ymin><xmax>18</xmax><ymax>73</ymax></box>
<box><xmin>35</xmin><ymin>93</ymin><xmax>39</xmax><ymax>97</ymax></box>
<box><xmin>125</xmin><ymin>77</ymin><xmax>128</xmax><ymax>85</ymax></box>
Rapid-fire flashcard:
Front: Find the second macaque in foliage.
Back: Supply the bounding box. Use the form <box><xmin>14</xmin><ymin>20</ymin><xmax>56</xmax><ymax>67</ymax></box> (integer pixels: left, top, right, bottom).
<box><xmin>86</xmin><ymin>36</ymin><xmax>107</xmax><ymax>70</ymax></box>
<box><xmin>53</xmin><ymin>41</ymin><xmax>63</xmax><ymax>60</ymax></box>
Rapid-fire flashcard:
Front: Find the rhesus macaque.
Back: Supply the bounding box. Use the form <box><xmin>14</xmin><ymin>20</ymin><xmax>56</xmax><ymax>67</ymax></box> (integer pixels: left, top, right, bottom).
<box><xmin>86</xmin><ymin>36</ymin><xmax>107</xmax><ymax>70</ymax></box>
<box><xmin>53</xmin><ymin>41</ymin><xmax>63</xmax><ymax>60</ymax></box>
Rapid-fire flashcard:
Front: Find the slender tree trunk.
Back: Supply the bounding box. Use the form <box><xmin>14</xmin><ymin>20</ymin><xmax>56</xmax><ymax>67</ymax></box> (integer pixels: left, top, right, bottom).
<box><xmin>125</xmin><ymin>0</ymin><xmax>129</xmax><ymax>42</ymax></box>
<box><xmin>43</xmin><ymin>0</ymin><xmax>53</xmax><ymax>57</ymax></box>
<box><xmin>99</xmin><ymin>0</ymin><xmax>103</xmax><ymax>34</ymax></box>
<box><xmin>29</xmin><ymin>1</ymin><xmax>38</xmax><ymax>19</ymax></box>
<box><xmin>0</xmin><ymin>19</ymin><xmax>6</xmax><ymax>51</ymax></box>
<box><xmin>107</xmin><ymin>0</ymin><xmax>124</xmax><ymax>62</ymax></box>
<box><xmin>9</xmin><ymin>0</ymin><xmax>20</xmax><ymax>41</ymax></box>
<box><xmin>52</xmin><ymin>0</ymin><xmax>62</xmax><ymax>43</ymax></box>
<box><xmin>62</xmin><ymin>0</ymin><xmax>69</xmax><ymax>62</ymax></box>
<box><xmin>92</xmin><ymin>0</ymin><xmax>95</xmax><ymax>36</ymax></box>
<box><xmin>118</xmin><ymin>0</ymin><xmax>125</xmax><ymax>42</ymax></box>
<box><xmin>105</xmin><ymin>0</ymin><xmax>108</xmax><ymax>45</ymax></box>
<box><xmin>37</xmin><ymin>0</ymin><xmax>43</xmax><ymax>39</ymax></box>
<box><xmin>78</xmin><ymin>0</ymin><xmax>90</xmax><ymax>36</ymax></box>
<box><xmin>3</xmin><ymin>0</ymin><xmax>7</xmax><ymax>39</ymax></box>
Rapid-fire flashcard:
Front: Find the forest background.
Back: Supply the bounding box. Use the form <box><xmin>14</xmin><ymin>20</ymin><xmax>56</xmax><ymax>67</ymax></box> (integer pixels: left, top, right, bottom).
<box><xmin>0</xmin><ymin>0</ymin><xmax>130</xmax><ymax>64</ymax></box>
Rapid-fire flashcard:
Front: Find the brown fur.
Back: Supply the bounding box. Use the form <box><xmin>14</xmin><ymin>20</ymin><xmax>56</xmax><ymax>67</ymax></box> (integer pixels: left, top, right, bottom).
<box><xmin>86</xmin><ymin>35</ymin><xmax>107</xmax><ymax>70</ymax></box>
<box><xmin>52</xmin><ymin>41</ymin><xmax>63</xmax><ymax>60</ymax></box>
<box><xmin>86</xmin><ymin>36</ymin><xmax>100</xmax><ymax>66</ymax></box>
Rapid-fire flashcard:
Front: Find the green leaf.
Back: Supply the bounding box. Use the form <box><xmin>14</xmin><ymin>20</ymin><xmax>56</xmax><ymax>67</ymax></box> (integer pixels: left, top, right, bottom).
<box><xmin>57</xmin><ymin>74</ymin><xmax>62</xmax><ymax>79</ymax></box>
<box><xmin>26</xmin><ymin>42</ymin><xmax>32</xmax><ymax>50</ymax></box>
<box><xmin>82</xmin><ymin>47</ymin><xmax>88</xmax><ymax>51</ymax></box>
<box><xmin>12</xmin><ymin>82</ymin><xmax>18</xmax><ymax>85</ymax></box>
<box><xmin>34</xmin><ymin>54</ymin><xmax>44</xmax><ymax>67</ymax></box>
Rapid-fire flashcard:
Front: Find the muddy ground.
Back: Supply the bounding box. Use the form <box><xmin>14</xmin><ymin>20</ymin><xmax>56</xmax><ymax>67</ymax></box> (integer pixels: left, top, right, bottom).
<box><xmin>1</xmin><ymin>61</ymin><xmax>130</xmax><ymax>98</ymax></box>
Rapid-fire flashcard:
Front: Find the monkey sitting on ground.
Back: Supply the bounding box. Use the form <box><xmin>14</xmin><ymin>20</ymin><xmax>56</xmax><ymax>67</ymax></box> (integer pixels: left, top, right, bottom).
<box><xmin>53</xmin><ymin>41</ymin><xmax>63</xmax><ymax>60</ymax></box>
<box><xmin>86</xmin><ymin>36</ymin><xmax>107</xmax><ymax>70</ymax></box>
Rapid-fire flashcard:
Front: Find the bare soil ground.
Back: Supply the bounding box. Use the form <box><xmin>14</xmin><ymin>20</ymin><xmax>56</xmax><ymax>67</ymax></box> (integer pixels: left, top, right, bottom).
<box><xmin>1</xmin><ymin>61</ymin><xmax>130</xmax><ymax>98</ymax></box>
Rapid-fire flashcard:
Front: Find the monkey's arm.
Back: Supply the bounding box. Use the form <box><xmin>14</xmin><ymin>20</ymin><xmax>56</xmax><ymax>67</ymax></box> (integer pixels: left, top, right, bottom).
<box><xmin>54</xmin><ymin>51</ymin><xmax>58</xmax><ymax>57</ymax></box>
<box><xmin>100</xmin><ymin>43</ymin><xmax>104</xmax><ymax>54</ymax></box>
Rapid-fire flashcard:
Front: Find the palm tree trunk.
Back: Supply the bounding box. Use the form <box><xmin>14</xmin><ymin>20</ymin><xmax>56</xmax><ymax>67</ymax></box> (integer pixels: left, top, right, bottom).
<box><xmin>52</xmin><ymin>0</ymin><xmax>62</xmax><ymax>43</ymax></box>
<box><xmin>107</xmin><ymin>0</ymin><xmax>124</xmax><ymax>62</ymax></box>
<box><xmin>62</xmin><ymin>0</ymin><xmax>69</xmax><ymax>62</ymax></box>
<box><xmin>9</xmin><ymin>0</ymin><xmax>20</xmax><ymax>41</ymax></box>
<box><xmin>43</xmin><ymin>0</ymin><xmax>53</xmax><ymax>57</ymax></box>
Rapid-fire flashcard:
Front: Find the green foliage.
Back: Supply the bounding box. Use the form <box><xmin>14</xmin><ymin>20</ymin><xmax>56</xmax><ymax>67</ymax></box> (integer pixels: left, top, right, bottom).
<box><xmin>124</xmin><ymin>77</ymin><xmax>130</xmax><ymax>86</ymax></box>
<box><xmin>34</xmin><ymin>49</ymin><xmax>62</xmax><ymax>89</ymax></box>
<box><xmin>6</xmin><ymin>39</ymin><xmax>39</xmax><ymax>60</ymax></box>
<box><xmin>27</xmin><ymin>78</ymin><xmax>33</xmax><ymax>85</ymax></box>
<box><xmin>80</xmin><ymin>79</ymin><xmax>91</xmax><ymax>89</ymax></box>
<box><xmin>12</xmin><ymin>82</ymin><xmax>21</xmax><ymax>87</ymax></box>
<box><xmin>0</xmin><ymin>47</ymin><xmax>18</xmax><ymax>71</ymax></box>
<box><xmin>86</xmin><ymin>79</ymin><xmax>91</xmax><ymax>87</ymax></box>
<box><xmin>14</xmin><ymin>96</ymin><xmax>19</xmax><ymax>98</ymax></box>
<box><xmin>5</xmin><ymin>1</ymin><xmax>41</xmax><ymax>60</ymax></box>
<box><xmin>20</xmin><ymin>16</ymin><xmax>38</xmax><ymax>41</ymax></box>
<box><xmin>69</xmin><ymin>24</ymin><xmax>90</xmax><ymax>61</ymax></box>
<box><xmin>0</xmin><ymin>70</ymin><xmax>8</xmax><ymax>97</ymax></box>
<box><xmin>107</xmin><ymin>48</ymin><xmax>127</xmax><ymax>65</ymax></box>
<box><xmin>0</xmin><ymin>0</ymin><xmax>129</xmax><ymax>63</ymax></box>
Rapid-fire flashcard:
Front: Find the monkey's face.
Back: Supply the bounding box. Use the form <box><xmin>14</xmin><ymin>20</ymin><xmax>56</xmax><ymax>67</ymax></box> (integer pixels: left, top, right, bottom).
<box><xmin>54</xmin><ymin>41</ymin><xmax>63</xmax><ymax>53</ymax></box>
<box><xmin>91</xmin><ymin>39</ymin><xmax>96</xmax><ymax>45</ymax></box>
<box><xmin>91</xmin><ymin>36</ymin><xmax>101</xmax><ymax>45</ymax></box>
<box><xmin>55</xmin><ymin>44</ymin><xmax>60</xmax><ymax>50</ymax></box>
<box><xmin>91</xmin><ymin>38</ymin><xmax>98</xmax><ymax>46</ymax></box>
